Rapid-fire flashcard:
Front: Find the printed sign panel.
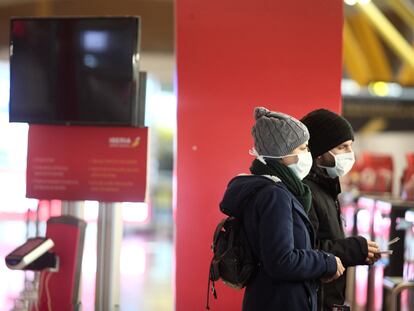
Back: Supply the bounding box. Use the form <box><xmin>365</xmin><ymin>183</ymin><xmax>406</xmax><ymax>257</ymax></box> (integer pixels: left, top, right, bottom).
<box><xmin>27</xmin><ymin>125</ymin><xmax>148</xmax><ymax>202</ymax></box>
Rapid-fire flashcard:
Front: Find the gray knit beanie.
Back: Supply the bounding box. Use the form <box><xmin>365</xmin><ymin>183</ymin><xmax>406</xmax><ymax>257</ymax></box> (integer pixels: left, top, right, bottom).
<box><xmin>251</xmin><ymin>107</ymin><xmax>310</xmax><ymax>157</ymax></box>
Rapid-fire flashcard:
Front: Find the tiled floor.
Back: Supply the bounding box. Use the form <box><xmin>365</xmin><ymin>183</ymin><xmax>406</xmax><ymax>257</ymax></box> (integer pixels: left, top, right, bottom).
<box><xmin>0</xmin><ymin>219</ymin><xmax>174</xmax><ymax>311</ymax></box>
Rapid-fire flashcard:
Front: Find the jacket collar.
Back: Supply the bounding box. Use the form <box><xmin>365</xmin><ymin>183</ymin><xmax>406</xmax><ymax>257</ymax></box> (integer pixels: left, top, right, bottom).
<box><xmin>306</xmin><ymin>163</ymin><xmax>341</xmax><ymax>198</ymax></box>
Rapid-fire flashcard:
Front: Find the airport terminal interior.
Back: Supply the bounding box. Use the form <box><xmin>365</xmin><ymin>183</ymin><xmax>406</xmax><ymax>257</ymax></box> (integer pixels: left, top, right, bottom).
<box><xmin>0</xmin><ymin>0</ymin><xmax>414</xmax><ymax>310</ymax></box>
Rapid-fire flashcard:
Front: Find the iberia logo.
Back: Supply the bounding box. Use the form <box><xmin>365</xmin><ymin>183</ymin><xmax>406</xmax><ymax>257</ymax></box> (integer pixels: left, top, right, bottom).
<box><xmin>108</xmin><ymin>136</ymin><xmax>141</xmax><ymax>148</ymax></box>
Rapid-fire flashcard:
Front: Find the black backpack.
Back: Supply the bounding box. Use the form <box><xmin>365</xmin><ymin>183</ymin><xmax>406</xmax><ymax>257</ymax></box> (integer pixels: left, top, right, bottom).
<box><xmin>206</xmin><ymin>214</ymin><xmax>259</xmax><ymax>309</ymax></box>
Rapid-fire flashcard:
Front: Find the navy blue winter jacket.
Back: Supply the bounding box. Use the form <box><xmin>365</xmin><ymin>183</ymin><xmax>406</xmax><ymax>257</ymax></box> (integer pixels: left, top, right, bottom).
<box><xmin>220</xmin><ymin>175</ymin><xmax>337</xmax><ymax>311</ymax></box>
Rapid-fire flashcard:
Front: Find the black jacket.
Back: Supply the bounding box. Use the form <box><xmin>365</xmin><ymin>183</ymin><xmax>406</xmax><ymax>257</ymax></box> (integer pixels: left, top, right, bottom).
<box><xmin>220</xmin><ymin>175</ymin><xmax>337</xmax><ymax>311</ymax></box>
<box><xmin>303</xmin><ymin>165</ymin><xmax>368</xmax><ymax>311</ymax></box>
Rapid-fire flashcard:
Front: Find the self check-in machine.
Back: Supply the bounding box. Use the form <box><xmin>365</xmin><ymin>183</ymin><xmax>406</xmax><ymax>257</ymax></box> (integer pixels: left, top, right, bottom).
<box><xmin>6</xmin><ymin>237</ymin><xmax>57</xmax><ymax>271</ymax></box>
<box><xmin>5</xmin><ymin>215</ymin><xmax>86</xmax><ymax>311</ymax></box>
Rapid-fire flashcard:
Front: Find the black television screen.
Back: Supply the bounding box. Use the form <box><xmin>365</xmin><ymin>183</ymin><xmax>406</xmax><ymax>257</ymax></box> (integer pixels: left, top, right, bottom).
<box><xmin>9</xmin><ymin>16</ymin><xmax>143</xmax><ymax>126</ymax></box>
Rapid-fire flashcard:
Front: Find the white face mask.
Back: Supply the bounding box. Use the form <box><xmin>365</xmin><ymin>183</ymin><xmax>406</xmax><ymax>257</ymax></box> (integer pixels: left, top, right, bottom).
<box><xmin>287</xmin><ymin>152</ymin><xmax>313</xmax><ymax>180</ymax></box>
<box><xmin>249</xmin><ymin>148</ymin><xmax>313</xmax><ymax>180</ymax></box>
<box><xmin>318</xmin><ymin>151</ymin><xmax>355</xmax><ymax>178</ymax></box>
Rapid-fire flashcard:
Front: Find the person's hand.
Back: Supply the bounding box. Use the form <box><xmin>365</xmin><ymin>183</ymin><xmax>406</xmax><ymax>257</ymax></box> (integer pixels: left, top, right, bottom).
<box><xmin>366</xmin><ymin>251</ymin><xmax>382</xmax><ymax>265</ymax></box>
<box><xmin>334</xmin><ymin>256</ymin><xmax>345</xmax><ymax>278</ymax></box>
<box><xmin>321</xmin><ymin>256</ymin><xmax>345</xmax><ymax>283</ymax></box>
<box><xmin>366</xmin><ymin>240</ymin><xmax>381</xmax><ymax>264</ymax></box>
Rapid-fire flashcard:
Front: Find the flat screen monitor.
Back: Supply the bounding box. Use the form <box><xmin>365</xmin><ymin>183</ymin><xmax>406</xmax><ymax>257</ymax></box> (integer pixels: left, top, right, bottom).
<box><xmin>9</xmin><ymin>16</ymin><xmax>143</xmax><ymax>126</ymax></box>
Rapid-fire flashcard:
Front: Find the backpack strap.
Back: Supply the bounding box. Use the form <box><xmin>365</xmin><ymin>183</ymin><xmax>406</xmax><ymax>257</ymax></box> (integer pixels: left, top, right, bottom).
<box><xmin>206</xmin><ymin>218</ymin><xmax>227</xmax><ymax>309</ymax></box>
<box><xmin>239</xmin><ymin>183</ymin><xmax>272</xmax><ymax>262</ymax></box>
<box><xmin>212</xmin><ymin>218</ymin><xmax>227</xmax><ymax>251</ymax></box>
<box><xmin>206</xmin><ymin>258</ymin><xmax>218</xmax><ymax>309</ymax></box>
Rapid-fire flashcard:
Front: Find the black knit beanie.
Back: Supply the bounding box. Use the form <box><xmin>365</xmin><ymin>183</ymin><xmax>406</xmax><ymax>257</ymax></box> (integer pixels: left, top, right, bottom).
<box><xmin>301</xmin><ymin>109</ymin><xmax>354</xmax><ymax>159</ymax></box>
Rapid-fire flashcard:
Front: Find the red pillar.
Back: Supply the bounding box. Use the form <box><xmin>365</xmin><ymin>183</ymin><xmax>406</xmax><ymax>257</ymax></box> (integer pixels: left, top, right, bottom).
<box><xmin>175</xmin><ymin>1</ymin><xmax>344</xmax><ymax>310</ymax></box>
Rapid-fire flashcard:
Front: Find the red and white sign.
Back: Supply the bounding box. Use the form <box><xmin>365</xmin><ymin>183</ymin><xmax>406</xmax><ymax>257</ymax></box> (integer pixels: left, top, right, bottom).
<box><xmin>26</xmin><ymin>125</ymin><xmax>148</xmax><ymax>202</ymax></box>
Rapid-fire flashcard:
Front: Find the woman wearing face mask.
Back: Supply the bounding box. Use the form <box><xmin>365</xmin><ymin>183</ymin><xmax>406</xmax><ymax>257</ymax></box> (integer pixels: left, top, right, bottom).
<box><xmin>301</xmin><ymin>109</ymin><xmax>381</xmax><ymax>311</ymax></box>
<box><xmin>219</xmin><ymin>107</ymin><xmax>345</xmax><ymax>311</ymax></box>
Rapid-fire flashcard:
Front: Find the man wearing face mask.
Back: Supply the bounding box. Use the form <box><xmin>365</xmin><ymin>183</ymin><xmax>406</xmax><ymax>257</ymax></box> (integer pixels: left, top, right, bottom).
<box><xmin>301</xmin><ymin>109</ymin><xmax>381</xmax><ymax>311</ymax></box>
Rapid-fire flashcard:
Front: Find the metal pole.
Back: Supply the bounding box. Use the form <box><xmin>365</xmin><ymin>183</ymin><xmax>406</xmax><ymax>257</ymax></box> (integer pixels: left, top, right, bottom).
<box><xmin>61</xmin><ymin>201</ymin><xmax>85</xmax><ymax>219</ymax></box>
<box><xmin>95</xmin><ymin>202</ymin><xmax>122</xmax><ymax>311</ymax></box>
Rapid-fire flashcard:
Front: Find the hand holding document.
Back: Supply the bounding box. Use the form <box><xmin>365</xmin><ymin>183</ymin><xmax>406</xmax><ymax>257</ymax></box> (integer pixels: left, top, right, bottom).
<box><xmin>377</xmin><ymin>250</ymin><xmax>393</xmax><ymax>255</ymax></box>
<box><xmin>376</xmin><ymin>237</ymin><xmax>400</xmax><ymax>255</ymax></box>
<box><xmin>388</xmin><ymin>237</ymin><xmax>400</xmax><ymax>246</ymax></box>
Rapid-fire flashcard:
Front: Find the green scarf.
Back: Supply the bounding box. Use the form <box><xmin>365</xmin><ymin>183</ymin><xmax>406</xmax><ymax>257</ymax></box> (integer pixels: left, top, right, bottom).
<box><xmin>249</xmin><ymin>158</ymin><xmax>312</xmax><ymax>213</ymax></box>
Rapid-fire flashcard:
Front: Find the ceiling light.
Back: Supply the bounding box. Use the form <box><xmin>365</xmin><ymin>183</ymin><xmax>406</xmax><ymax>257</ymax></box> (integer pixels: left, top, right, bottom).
<box><xmin>344</xmin><ymin>0</ymin><xmax>357</xmax><ymax>5</ymax></box>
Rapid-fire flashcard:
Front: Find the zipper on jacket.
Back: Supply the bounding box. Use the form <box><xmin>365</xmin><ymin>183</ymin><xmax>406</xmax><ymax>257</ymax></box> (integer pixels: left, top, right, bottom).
<box><xmin>335</xmin><ymin>199</ymin><xmax>345</xmax><ymax>235</ymax></box>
